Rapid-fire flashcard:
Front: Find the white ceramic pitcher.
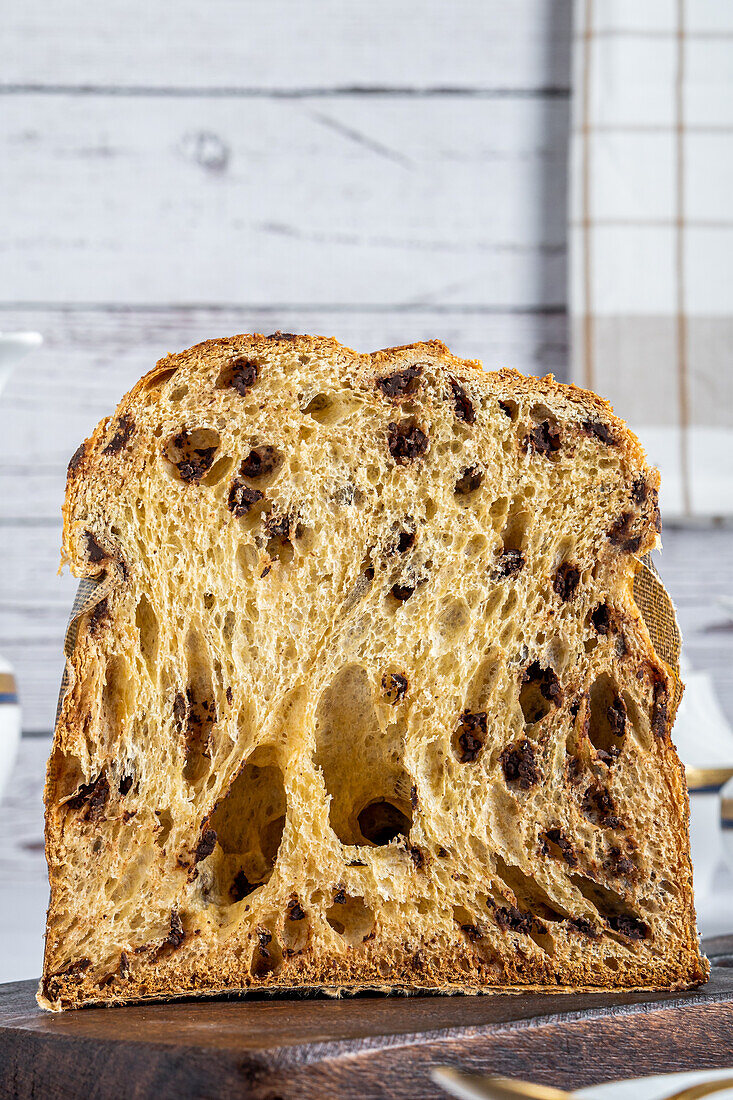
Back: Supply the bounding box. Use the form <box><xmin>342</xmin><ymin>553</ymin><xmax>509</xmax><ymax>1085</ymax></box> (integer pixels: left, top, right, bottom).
<box><xmin>0</xmin><ymin>332</ymin><xmax>43</xmax><ymax>800</ymax></box>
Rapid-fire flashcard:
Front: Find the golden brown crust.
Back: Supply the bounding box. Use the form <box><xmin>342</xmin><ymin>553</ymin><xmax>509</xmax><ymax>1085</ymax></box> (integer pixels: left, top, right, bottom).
<box><xmin>43</xmin><ymin>335</ymin><xmax>706</xmax><ymax>1010</ymax></box>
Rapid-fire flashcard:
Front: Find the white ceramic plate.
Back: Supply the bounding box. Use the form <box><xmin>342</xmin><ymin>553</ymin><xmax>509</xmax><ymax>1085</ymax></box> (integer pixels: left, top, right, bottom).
<box><xmin>576</xmin><ymin>1068</ymin><xmax>733</xmax><ymax>1099</ymax></box>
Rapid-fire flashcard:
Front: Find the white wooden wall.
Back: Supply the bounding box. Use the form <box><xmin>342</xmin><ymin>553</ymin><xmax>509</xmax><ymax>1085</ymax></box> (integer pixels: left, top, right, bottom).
<box><xmin>0</xmin><ymin>0</ymin><xmax>572</xmax><ymax>732</ymax></box>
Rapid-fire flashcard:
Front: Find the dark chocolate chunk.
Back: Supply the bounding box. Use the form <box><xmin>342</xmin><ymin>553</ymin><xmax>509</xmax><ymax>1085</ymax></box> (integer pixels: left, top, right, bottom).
<box><xmin>287</xmin><ymin>899</ymin><xmax>306</xmax><ymax>921</ymax></box>
<box><xmin>119</xmin><ymin>951</ymin><xmax>131</xmax><ymax>978</ymax></box>
<box><xmin>543</xmin><ymin>828</ymin><xmax>579</xmax><ymax>867</ymax></box>
<box><xmin>631</xmin><ymin>477</ymin><xmax>647</xmax><ymax>505</ymax></box>
<box><xmin>591</xmin><ymin>602</ymin><xmax>611</xmax><ymax>635</ymax></box>
<box><xmin>265</xmin><ymin>512</ymin><xmax>291</xmax><ymax>540</ymax></box>
<box><xmin>606</xmin><ymin>846</ymin><xmax>636</xmax><ymax>877</ymax></box>
<box><xmin>448</xmin><ymin>377</ymin><xmax>475</xmax><ymax>424</ymax></box>
<box><xmin>333</xmin><ymin>887</ymin><xmax>347</xmax><ymax>905</ymax></box>
<box><xmin>68</xmin><ymin>772</ymin><xmax>109</xmax><ymax>823</ymax></box>
<box><xmin>376</xmin><ymin>364</ymin><xmax>422</xmax><ymax>400</ymax></box>
<box><xmin>166</xmin><ymin>908</ymin><xmax>185</xmax><ymax>949</ymax></box>
<box><xmin>68</xmin><ymin>442</ymin><xmax>86</xmax><ymax>475</ymax></box>
<box><xmin>495</xmin><ymin>548</ymin><xmax>525</xmax><ymax>578</ymax></box>
<box><xmin>410</xmin><ymin>784</ymin><xmax>418</xmax><ymax>809</ymax></box>
<box><xmin>553</xmin><ymin>562</ymin><xmax>581</xmax><ymax>601</ymax></box>
<box><xmin>225</xmin><ymin>686</ymin><xmax>233</xmax><ymax>705</ymax></box>
<box><xmin>455</xmin><ymin>465</ymin><xmax>483</xmax><ymax>496</ymax></box>
<box><xmin>88</xmin><ymin>597</ymin><xmax>109</xmax><ymax>634</ymax></box>
<box><xmin>460</xmin><ymin>923</ymin><xmax>483</xmax><ymax>942</ymax></box>
<box><xmin>526</xmin><ymin>419</ymin><xmax>561</xmax><ymax>457</ymax></box>
<box><xmin>382</xmin><ymin>671</ymin><xmax>408</xmax><ymax>704</ymax></box>
<box><xmin>173</xmin><ymin>692</ymin><xmax>187</xmax><ymax>728</ymax></box>
<box><xmin>227</xmin><ymin>479</ymin><xmax>264</xmax><ymax>517</ymax></box>
<box><xmin>523</xmin><ymin>662</ymin><xmax>563</xmax><ymax>707</ymax></box>
<box><xmin>500</xmin><ymin>739</ymin><xmax>540</xmax><ymax>790</ymax></box>
<box><xmin>266</xmin><ymin>331</ymin><xmax>298</xmax><ymax>342</ymax></box>
<box><xmin>608</xmin><ymin>512</ymin><xmax>642</xmax><ymax>554</ymax></box>
<box><xmin>224</xmin><ymin>357</ymin><xmax>259</xmax><ymax>396</ymax></box>
<box><xmin>194</xmin><ymin>828</ymin><xmax>217</xmax><ymax>863</ymax></box>
<box><xmin>582</xmin><ymin>783</ymin><xmax>622</xmax><ymax>829</ymax></box>
<box><xmin>391</xmin><ymin>583</ymin><xmax>415</xmax><ymax>602</ymax></box>
<box><xmin>494</xmin><ymin>905</ymin><xmax>536</xmax><ymax>936</ymax></box>
<box><xmin>118</xmin><ymin>775</ymin><xmax>133</xmax><ymax>796</ymax></box>
<box><xmin>103</xmin><ymin>414</ymin><xmax>135</xmax><ymax>456</ymax></box>
<box><xmin>239</xmin><ymin>445</ymin><xmax>281</xmax><ymax>480</ymax></box>
<box><xmin>396</xmin><ymin>529</ymin><xmax>416</xmax><ymax>553</ymax></box>
<box><xmin>608</xmin><ymin>914</ymin><xmax>648</xmax><ymax>941</ymax></box>
<box><xmin>567</xmin><ymin>916</ymin><xmax>599</xmax><ymax>938</ymax></box>
<box><xmin>84</xmin><ymin>531</ymin><xmax>106</xmax><ymax>564</ymax></box>
<box><xmin>582</xmin><ymin>419</ymin><xmax>617</xmax><ymax>446</ymax></box>
<box><xmin>387</xmin><ymin>420</ymin><xmax>429</xmax><ymax>464</ymax></box>
<box><xmin>455</xmin><ymin>711</ymin><xmax>488</xmax><ymax>763</ymax></box>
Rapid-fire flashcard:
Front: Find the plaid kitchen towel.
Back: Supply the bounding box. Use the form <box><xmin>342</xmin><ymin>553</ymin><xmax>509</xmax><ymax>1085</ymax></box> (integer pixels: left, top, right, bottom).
<box><xmin>569</xmin><ymin>0</ymin><xmax>733</xmax><ymax>518</ymax></box>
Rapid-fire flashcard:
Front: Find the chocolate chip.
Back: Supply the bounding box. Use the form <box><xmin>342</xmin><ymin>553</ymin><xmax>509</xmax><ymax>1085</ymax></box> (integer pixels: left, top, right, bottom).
<box><xmin>608</xmin><ymin>512</ymin><xmax>643</xmax><ymax>554</ymax></box>
<box><xmin>68</xmin><ymin>772</ymin><xmax>109</xmax><ymax>823</ymax></box>
<box><xmin>265</xmin><ymin>513</ymin><xmax>291</xmax><ymax>540</ymax></box>
<box><xmin>582</xmin><ymin>784</ymin><xmax>622</xmax><ymax>829</ymax></box>
<box><xmin>607</xmin><ymin>695</ymin><xmax>627</xmax><ymax>738</ymax></box>
<box><xmin>410</xmin><ymin>784</ymin><xmax>418</xmax><ymax>809</ymax></box>
<box><xmin>231</xmin><ymin>871</ymin><xmax>257</xmax><ymax>901</ymax></box>
<box><xmin>591</xmin><ymin>603</ymin><xmax>611</xmax><ymax>635</ymax></box>
<box><xmin>494</xmin><ymin>905</ymin><xmax>536</xmax><ymax>936</ymax></box>
<box><xmin>460</xmin><ymin>923</ymin><xmax>483</xmax><ymax>943</ymax></box>
<box><xmin>437</xmin><ymin>847</ymin><xmax>449</xmax><ymax>858</ymax></box>
<box><xmin>500</xmin><ymin>739</ymin><xmax>539</xmax><ymax>789</ymax></box>
<box><xmin>195</xmin><ymin>828</ymin><xmax>217</xmax><ymax>863</ymax></box>
<box><xmin>88</xmin><ymin>597</ymin><xmax>109</xmax><ymax>634</ymax></box>
<box><xmin>382</xmin><ymin>671</ymin><xmax>408</xmax><ymax>704</ymax></box>
<box><xmin>391</xmin><ymin>583</ymin><xmax>415</xmax><ymax>602</ymax></box>
<box><xmin>553</xmin><ymin>562</ymin><xmax>580</xmax><ymax>601</ymax></box>
<box><xmin>376</xmin><ymin>365</ymin><xmax>422</xmax><ymax>400</ymax></box>
<box><xmin>606</xmin><ymin>846</ymin><xmax>636</xmax><ymax>878</ymax></box>
<box><xmin>495</xmin><ymin>548</ymin><xmax>525</xmax><ymax>578</ymax></box>
<box><xmin>267</xmin><ymin>331</ymin><xmax>297</xmax><ymax>342</ymax></box>
<box><xmin>287</xmin><ymin>899</ymin><xmax>306</xmax><ymax>921</ymax></box>
<box><xmin>631</xmin><ymin>477</ymin><xmax>647</xmax><ymax>505</ymax></box>
<box><xmin>221</xmin><ymin>357</ymin><xmax>259</xmax><ymax>396</ymax></box>
<box><xmin>68</xmin><ymin>442</ymin><xmax>86</xmax><ymax>475</ymax></box>
<box><xmin>166</xmin><ymin>909</ymin><xmax>185</xmax><ymax>948</ymax></box>
<box><xmin>455</xmin><ymin>711</ymin><xmax>488</xmax><ymax>763</ymax></box>
<box><xmin>523</xmin><ymin>662</ymin><xmax>563</xmax><ymax>707</ymax></box>
<box><xmin>543</xmin><ymin>828</ymin><xmax>579</xmax><ymax>867</ymax></box>
<box><xmin>119</xmin><ymin>775</ymin><xmax>133</xmax><ymax>796</ymax></box>
<box><xmin>103</xmin><ymin>415</ymin><xmax>135</xmax><ymax>456</ymax></box>
<box><xmin>526</xmin><ymin>419</ymin><xmax>561</xmax><ymax>457</ymax></box>
<box><xmin>652</xmin><ymin>678</ymin><xmax>668</xmax><ymax>738</ymax></box>
<box><xmin>226</xmin><ymin>686</ymin><xmax>233</xmax><ymax>705</ymax></box>
<box><xmin>84</xmin><ymin>531</ymin><xmax>106</xmax><ymax>564</ymax></box>
<box><xmin>582</xmin><ymin>420</ymin><xmax>617</xmax><ymax>446</ymax></box>
<box><xmin>567</xmin><ymin>916</ymin><xmax>599</xmax><ymax>938</ymax></box>
<box><xmin>119</xmin><ymin>951</ymin><xmax>131</xmax><ymax>978</ymax></box>
<box><xmin>239</xmin><ymin>446</ymin><xmax>281</xmax><ymax>480</ymax></box>
<box><xmin>608</xmin><ymin>914</ymin><xmax>648</xmax><ymax>941</ymax></box>
<box><xmin>455</xmin><ymin>465</ymin><xmax>483</xmax><ymax>496</ymax></box>
<box><xmin>387</xmin><ymin>420</ymin><xmax>429</xmax><ymax>464</ymax></box>
<box><xmin>227</xmin><ymin>479</ymin><xmax>264</xmax><ymax>517</ymax></box>
<box><xmin>448</xmin><ymin>378</ymin><xmax>475</xmax><ymax>424</ymax></box>
<box><xmin>333</xmin><ymin>887</ymin><xmax>347</xmax><ymax>904</ymax></box>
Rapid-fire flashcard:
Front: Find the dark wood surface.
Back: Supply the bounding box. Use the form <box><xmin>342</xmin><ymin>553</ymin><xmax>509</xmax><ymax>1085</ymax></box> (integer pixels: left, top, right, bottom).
<box><xmin>1</xmin><ymin>939</ymin><xmax>732</xmax><ymax>1099</ymax></box>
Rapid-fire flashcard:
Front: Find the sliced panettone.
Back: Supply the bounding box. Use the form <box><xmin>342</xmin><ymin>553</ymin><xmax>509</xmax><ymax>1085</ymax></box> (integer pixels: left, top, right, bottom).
<box><xmin>40</xmin><ymin>334</ymin><xmax>707</xmax><ymax>1010</ymax></box>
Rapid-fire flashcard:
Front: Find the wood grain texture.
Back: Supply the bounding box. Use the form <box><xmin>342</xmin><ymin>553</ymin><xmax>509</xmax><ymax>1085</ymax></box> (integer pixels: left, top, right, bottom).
<box><xmin>3</xmin><ymin>0</ymin><xmax>571</xmax><ymax>92</ymax></box>
<box><xmin>0</xmin><ymin>94</ymin><xmax>567</xmax><ymax>306</ymax></box>
<box><xmin>0</xmin><ymin>959</ymin><xmax>732</xmax><ymax>1099</ymax></box>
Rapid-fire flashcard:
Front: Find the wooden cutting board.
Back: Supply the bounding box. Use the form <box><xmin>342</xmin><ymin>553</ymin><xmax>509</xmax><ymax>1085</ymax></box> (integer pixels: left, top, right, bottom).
<box><xmin>2</xmin><ymin>937</ymin><xmax>732</xmax><ymax>1100</ymax></box>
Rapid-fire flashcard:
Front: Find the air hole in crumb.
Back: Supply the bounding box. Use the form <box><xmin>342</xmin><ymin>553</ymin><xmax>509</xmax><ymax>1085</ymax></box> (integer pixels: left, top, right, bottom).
<box><xmin>519</xmin><ymin>663</ymin><xmax>562</xmax><ymax>724</ymax></box>
<box><xmin>358</xmin><ymin>800</ymin><xmax>412</xmax><ymax>846</ymax></box>
<box><xmin>135</xmin><ymin>594</ymin><xmax>159</xmax><ymax>679</ymax></box>
<box><xmin>155</xmin><ymin>809</ymin><xmax>173</xmax><ymax>848</ymax></box>
<box><xmin>208</xmin><ymin>746</ymin><xmax>287</xmax><ymax>905</ymax></box>
<box><xmin>144</xmin><ymin>367</ymin><xmax>177</xmax><ymax>391</ymax></box>
<box><xmin>179</xmin><ymin>630</ymin><xmax>217</xmax><ymax>786</ymax></box>
<box><xmin>169</xmin><ymin>384</ymin><xmax>189</xmax><ymax>403</ymax></box>
<box><xmin>250</xmin><ymin>928</ymin><xmax>283</xmax><ymax>978</ymax></box>
<box><xmin>499</xmin><ymin>399</ymin><xmax>518</xmax><ymax>421</ymax></box>
<box><xmin>588</xmin><ymin>673</ymin><xmax>627</xmax><ymax>761</ymax></box>
<box><xmin>202</xmin><ymin>454</ymin><xmax>233</xmax><ymax>487</ymax></box>
<box><xmin>455</xmin><ymin>465</ymin><xmax>483</xmax><ymax>497</ymax></box>
<box><xmin>570</xmin><ymin>875</ymin><xmax>648</xmax><ymax>940</ymax></box>
<box><xmin>326</xmin><ymin>896</ymin><xmax>375</xmax><ymax>945</ymax></box>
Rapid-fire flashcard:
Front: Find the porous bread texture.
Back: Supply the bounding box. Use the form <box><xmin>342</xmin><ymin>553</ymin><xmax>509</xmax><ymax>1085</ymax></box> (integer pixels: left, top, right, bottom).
<box><xmin>40</xmin><ymin>334</ymin><xmax>707</xmax><ymax>1011</ymax></box>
